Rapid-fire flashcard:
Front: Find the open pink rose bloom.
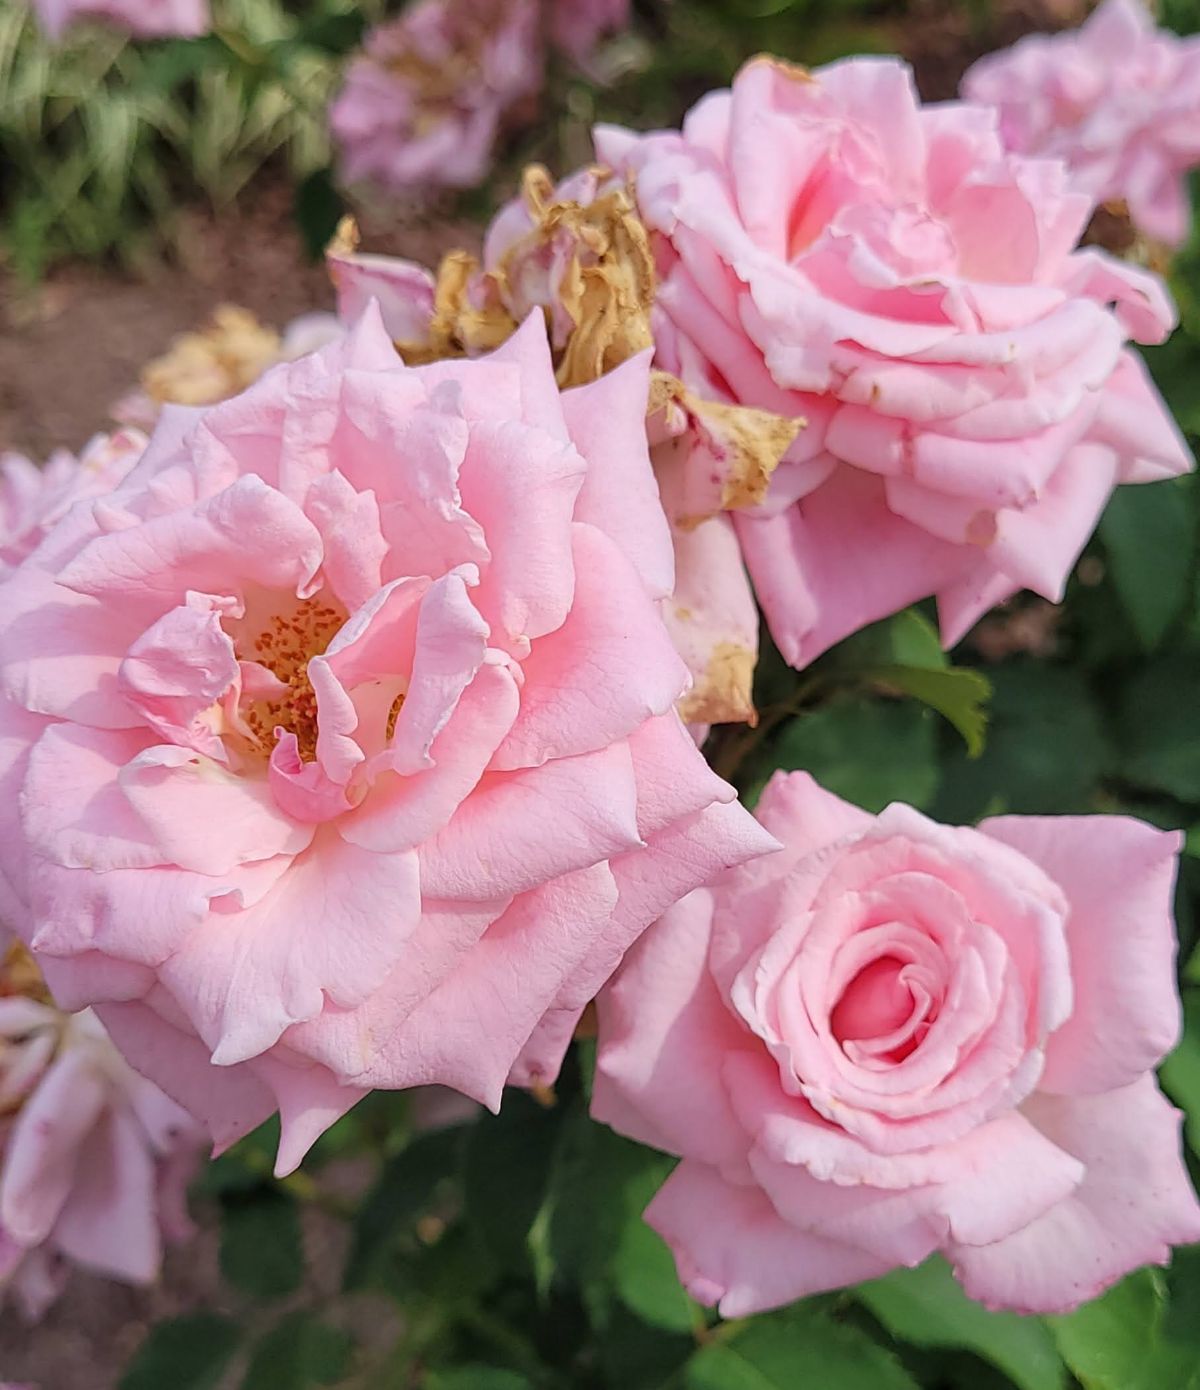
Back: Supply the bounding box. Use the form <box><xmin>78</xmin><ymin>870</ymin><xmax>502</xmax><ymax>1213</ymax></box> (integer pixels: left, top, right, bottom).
<box><xmin>963</xmin><ymin>0</ymin><xmax>1200</xmax><ymax>248</ymax></box>
<box><xmin>594</xmin><ymin>772</ymin><xmax>1200</xmax><ymax>1316</ymax></box>
<box><xmin>598</xmin><ymin>55</ymin><xmax>1193</xmax><ymax>668</ymax></box>
<box><xmin>0</xmin><ymin>945</ymin><xmax>202</xmax><ymax>1321</ymax></box>
<box><xmin>0</xmin><ymin>308</ymin><xmax>774</xmax><ymax>1174</ymax></box>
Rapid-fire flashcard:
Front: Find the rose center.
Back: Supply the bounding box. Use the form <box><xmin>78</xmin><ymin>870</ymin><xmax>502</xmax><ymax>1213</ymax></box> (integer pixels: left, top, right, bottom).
<box><xmin>830</xmin><ymin>955</ymin><xmax>913</xmax><ymax>1046</ymax></box>
<box><xmin>236</xmin><ymin>594</ymin><xmax>348</xmax><ymax>763</ymax></box>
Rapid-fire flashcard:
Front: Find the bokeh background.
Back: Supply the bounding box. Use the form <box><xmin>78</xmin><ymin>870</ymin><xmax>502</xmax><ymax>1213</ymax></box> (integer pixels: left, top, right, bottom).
<box><xmin>3</xmin><ymin>1</ymin><xmax>1200</xmax><ymax>1386</ymax></box>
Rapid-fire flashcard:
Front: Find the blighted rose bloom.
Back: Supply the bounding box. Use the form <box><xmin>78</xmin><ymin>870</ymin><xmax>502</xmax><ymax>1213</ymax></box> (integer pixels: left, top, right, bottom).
<box><xmin>30</xmin><ymin>0</ymin><xmax>207</xmax><ymax>39</ymax></box>
<box><xmin>0</xmin><ymin>308</ymin><xmax>776</xmax><ymax>1174</ymax></box>
<box><xmin>0</xmin><ymin>944</ymin><xmax>202</xmax><ymax>1321</ymax></box>
<box><xmin>328</xmin><ymin>168</ymin><xmax>802</xmax><ymax>730</ymax></box>
<box><xmin>963</xmin><ymin>0</ymin><xmax>1200</xmax><ymax>249</ymax></box>
<box><xmin>599</xmin><ymin>56</ymin><xmax>1193</xmax><ymax>668</ymax></box>
<box><xmin>111</xmin><ymin>306</ymin><xmax>343</xmax><ymax>432</ymax></box>
<box><xmin>0</xmin><ymin>431</ymin><xmax>146</xmax><ymax>581</ymax></box>
<box><xmin>330</xmin><ymin>0</ymin><xmax>543</xmax><ymax>193</ymax></box>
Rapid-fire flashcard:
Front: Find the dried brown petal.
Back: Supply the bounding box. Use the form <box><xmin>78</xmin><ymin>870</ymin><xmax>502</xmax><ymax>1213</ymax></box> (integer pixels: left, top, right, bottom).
<box><xmin>141</xmin><ymin>306</ymin><xmax>282</xmax><ymax>408</ymax></box>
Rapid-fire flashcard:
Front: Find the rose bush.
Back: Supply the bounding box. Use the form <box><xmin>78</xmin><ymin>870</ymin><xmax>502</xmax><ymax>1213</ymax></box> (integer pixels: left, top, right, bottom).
<box><xmin>594</xmin><ymin>771</ymin><xmax>1200</xmax><ymax>1315</ymax></box>
<box><xmin>597</xmin><ymin>55</ymin><xmax>1193</xmax><ymax>668</ymax></box>
<box><xmin>0</xmin><ymin>307</ymin><xmax>774</xmax><ymax>1174</ymax></box>
<box><xmin>963</xmin><ymin>0</ymin><xmax>1200</xmax><ymax>248</ymax></box>
<box><xmin>0</xmin><ymin>945</ymin><xmax>202</xmax><ymax>1321</ymax></box>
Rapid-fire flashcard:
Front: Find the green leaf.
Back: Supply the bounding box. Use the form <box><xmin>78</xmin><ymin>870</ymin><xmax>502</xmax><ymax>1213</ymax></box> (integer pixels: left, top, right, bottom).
<box><xmin>119</xmin><ymin>1313</ymin><xmax>241</xmax><ymax>1390</ymax></box>
<box><xmin>197</xmin><ymin>1116</ymin><xmax>281</xmax><ymax>1195</ymax></box>
<box><xmin>770</xmin><ymin>696</ymin><xmax>939</xmax><ymax>813</ymax></box>
<box><xmin>1119</xmin><ymin>650</ymin><xmax>1200</xmax><ymax>802</ymax></box>
<box><xmin>934</xmin><ymin>662</ymin><xmax>1110</xmax><ymax>820</ymax></box>
<box><xmin>687</xmin><ymin>1307</ymin><xmax>919</xmax><ymax>1390</ymax></box>
<box><xmin>831</xmin><ymin>609</ymin><xmax>947</xmax><ymax>672</ymax></box>
<box><xmin>613</xmin><ymin>1213</ymin><xmax>696</xmax><ymax>1334</ymax></box>
<box><xmin>464</xmin><ymin>1089</ymin><xmax>562</xmax><ymax>1272</ymax></box>
<box><xmin>1049</xmin><ymin>1269</ymin><xmax>1200</xmax><ymax>1390</ymax></box>
<box><xmin>219</xmin><ymin>1186</ymin><xmax>303</xmax><ymax>1298</ymax></box>
<box><xmin>872</xmin><ymin>664</ymin><xmax>991</xmax><ymax>757</ymax></box>
<box><xmin>294</xmin><ymin>165</ymin><xmax>344</xmax><ymax>260</ymax></box>
<box><xmin>858</xmin><ymin>1257</ymin><xmax>1064</xmax><ymax>1390</ymax></box>
<box><xmin>425</xmin><ymin>1370</ymin><xmax>533</xmax><ymax>1390</ymax></box>
<box><xmin>343</xmin><ymin>1125</ymin><xmax>465</xmax><ymax>1291</ymax></box>
<box><xmin>1161</xmin><ymin>990</ymin><xmax>1200</xmax><ymax>1158</ymax></box>
<box><xmin>1100</xmin><ymin>477</ymin><xmax>1196</xmax><ymax>650</ymax></box>
<box><xmin>600</xmin><ymin>1304</ymin><xmax>696</xmax><ymax>1390</ymax></box>
<box><xmin>241</xmin><ymin>1312</ymin><xmax>353</xmax><ymax>1390</ymax></box>
<box><xmin>547</xmin><ymin>1105</ymin><xmax>676</xmax><ymax>1312</ymax></box>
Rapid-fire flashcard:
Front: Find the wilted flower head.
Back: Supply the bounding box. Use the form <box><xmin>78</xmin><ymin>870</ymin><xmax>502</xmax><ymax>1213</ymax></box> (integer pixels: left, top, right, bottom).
<box><xmin>0</xmin><ymin>431</ymin><xmax>145</xmax><ymax>579</ymax></box>
<box><xmin>329</xmin><ymin>167</ymin><xmax>802</xmax><ymax>727</ymax></box>
<box><xmin>29</xmin><ymin>0</ymin><xmax>207</xmax><ymax>39</ymax></box>
<box><xmin>0</xmin><ymin>309</ymin><xmax>774</xmax><ymax>1173</ymax></box>
<box><xmin>0</xmin><ymin>944</ymin><xmax>202</xmax><ymax>1321</ymax></box>
<box><xmin>963</xmin><ymin>0</ymin><xmax>1200</xmax><ymax>247</ymax></box>
<box><xmin>600</xmin><ymin>55</ymin><xmax>1192</xmax><ymax>668</ymax></box>
<box><xmin>112</xmin><ymin>306</ymin><xmax>344</xmax><ymax>432</ymax></box>
<box><xmin>330</xmin><ymin>0</ymin><xmax>543</xmax><ymax>193</ymax></box>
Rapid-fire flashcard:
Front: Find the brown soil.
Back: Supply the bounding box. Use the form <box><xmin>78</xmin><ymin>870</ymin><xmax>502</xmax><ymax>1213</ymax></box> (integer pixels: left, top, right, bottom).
<box><xmin>0</xmin><ymin>181</ymin><xmax>479</xmax><ymax>460</ymax></box>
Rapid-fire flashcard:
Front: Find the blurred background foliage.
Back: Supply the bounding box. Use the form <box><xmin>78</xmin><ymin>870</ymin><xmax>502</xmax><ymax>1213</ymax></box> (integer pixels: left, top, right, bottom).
<box><xmin>5</xmin><ymin>0</ymin><xmax>1200</xmax><ymax>1386</ymax></box>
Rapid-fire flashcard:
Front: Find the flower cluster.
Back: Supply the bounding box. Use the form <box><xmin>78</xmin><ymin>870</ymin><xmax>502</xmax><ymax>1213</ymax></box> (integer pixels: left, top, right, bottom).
<box><xmin>4</xmin><ymin>13</ymin><xmax>1200</xmax><ymax>1334</ymax></box>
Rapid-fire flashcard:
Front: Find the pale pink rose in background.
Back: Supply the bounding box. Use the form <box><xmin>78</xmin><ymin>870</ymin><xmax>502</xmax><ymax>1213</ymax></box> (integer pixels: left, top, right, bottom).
<box><xmin>595</xmin><ymin>771</ymin><xmax>1200</xmax><ymax>1316</ymax></box>
<box><xmin>0</xmin><ymin>431</ymin><xmax>146</xmax><ymax>579</ymax></box>
<box><xmin>549</xmin><ymin>0</ymin><xmax>631</xmax><ymax>67</ymax></box>
<box><xmin>963</xmin><ymin>0</ymin><xmax>1200</xmax><ymax>247</ymax></box>
<box><xmin>330</xmin><ymin>0</ymin><xmax>543</xmax><ymax>193</ymax></box>
<box><xmin>0</xmin><ymin>307</ymin><xmax>776</xmax><ymax>1175</ymax></box>
<box><xmin>0</xmin><ymin>948</ymin><xmax>202</xmax><ymax>1322</ymax></box>
<box><xmin>30</xmin><ymin>0</ymin><xmax>208</xmax><ymax>40</ymax></box>
<box><xmin>598</xmin><ymin>56</ymin><xmax>1193</xmax><ymax>669</ymax></box>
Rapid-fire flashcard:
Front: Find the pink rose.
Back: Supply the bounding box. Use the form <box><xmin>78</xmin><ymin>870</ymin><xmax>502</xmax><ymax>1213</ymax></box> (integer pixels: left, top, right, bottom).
<box><xmin>963</xmin><ymin>0</ymin><xmax>1200</xmax><ymax>247</ymax></box>
<box><xmin>0</xmin><ymin>431</ymin><xmax>146</xmax><ymax>579</ymax></box>
<box><xmin>330</xmin><ymin>0</ymin><xmax>543</xmax><ymax>193</ymax></box>
<box><xmin>594</xmin><ymin>772</ymin><xmax>1200</xmax><ymax>1316</ymax></box>
<box><xmin>0</xmin><ymin>307</ymin><xmax>775</xmax><ymax>1174</ymax></box>
<box><xmin>0</xmin><ymin>946</ymin><xmax>202</xmax><ymax>1321</ymax></box>
<box><xmin>30</xmin><ymin>0</ymin><xmax>207</xmax><ymax>39</ymax></box>
<box><xmin>598</xmin><ymin>56</ymin><xmax>1193</xmax><ymax>668</ymax></box>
